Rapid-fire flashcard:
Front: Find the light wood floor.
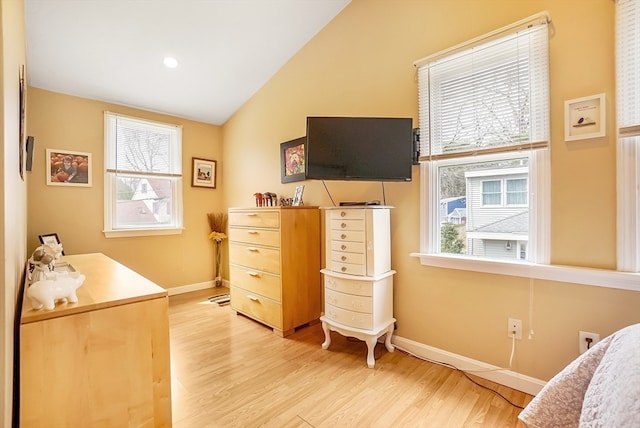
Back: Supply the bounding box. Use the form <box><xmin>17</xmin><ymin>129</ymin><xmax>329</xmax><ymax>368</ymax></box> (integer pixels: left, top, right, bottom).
<box><xmin>169</xmin><ymin>289</ymin><xmax>533</xmax><ymax>427</ymax></box>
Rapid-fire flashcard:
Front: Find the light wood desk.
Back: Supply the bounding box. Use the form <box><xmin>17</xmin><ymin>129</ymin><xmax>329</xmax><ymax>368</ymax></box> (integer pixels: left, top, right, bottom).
<box><xmin>20</xmin><ymin>253</ymin><xmax>172</xmax><ymax>427</ymax></box>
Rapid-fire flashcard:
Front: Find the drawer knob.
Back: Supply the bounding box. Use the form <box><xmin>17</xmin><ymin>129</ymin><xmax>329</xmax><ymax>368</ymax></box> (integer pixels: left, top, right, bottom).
<box><xmin>341</xmin><ymin>266</ymin><xmax>347</xmax><ymax>272</ymax></box>
<box><xmin>341</xmin><ymin>256</ymin><xmax>347</xmax><ymax>261</ymax></box>
<box><xmin>248</xmin><ymin>231</ymin><xmax>258</xmax><ymax>234</ymax></box>
<box><xmin>248</xmin><ymin>295</ymin><xmax>259</xmax><ymax>301</ymax></box>
<box><xmin>341</xmin><ymin>223</ymin><xmax>347</xmax><ymax>228</ymax></box>
<box><xmin>247</xmin><ymin>271</ymin><xmax>260</xmax><ymax>277</ymax></box>
<box><xmin>247</xmin><ymin>247</ymin><xmax>259</xmax><ymax>252</ymax></box>
<box><xmin>246</xmin><ymin>213</ymin><xmax>257</xmax><ymax>217</ymax></box>
<box><xmin>341</xmin><ymin>234</ymin><xmax>347</xmax><ymax>239</ymax></box>
<box><xmin>340</xmin><ymin>211</ymin><xmax>347</xmax><ymax>217</ymax></box>
<box><xmin>341</xmin><ymin>245</ymin><xmax>347</xmax><ymax>250</ymax></box>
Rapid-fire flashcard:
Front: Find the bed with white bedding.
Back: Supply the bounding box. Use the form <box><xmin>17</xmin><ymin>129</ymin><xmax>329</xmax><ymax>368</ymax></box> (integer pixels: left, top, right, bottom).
<box><xmin>518</xmin><ymin>323</ymin><xmax>640</xmax><ymax>427</ymax></box>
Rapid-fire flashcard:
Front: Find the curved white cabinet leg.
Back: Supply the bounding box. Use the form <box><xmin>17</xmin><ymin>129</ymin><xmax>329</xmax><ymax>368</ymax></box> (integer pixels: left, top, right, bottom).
<box><xmin>384</xmin><ymin>323</ymin><xmax>395</xmax><ymax>352</ymax></box>
<box><xmin>365</xmin><ymin>336</ymin><xmax>377</xmax><ymax>368</ymax></box>
<box><xmin>321</xmin><ymin>321</ymin><xmax>331</xmax><ymax>350</ymax></box>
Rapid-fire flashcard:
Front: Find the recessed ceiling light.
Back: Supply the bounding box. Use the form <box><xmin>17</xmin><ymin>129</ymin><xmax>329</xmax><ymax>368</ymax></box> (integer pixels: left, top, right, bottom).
<box><xmin>163</xmin><ymin>57</ymin><xmax>179</xmax><ymax>68</ymax></box>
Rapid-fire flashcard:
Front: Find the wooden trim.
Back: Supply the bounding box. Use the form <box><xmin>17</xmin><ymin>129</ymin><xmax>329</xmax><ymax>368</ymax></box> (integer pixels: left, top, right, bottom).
<box><xmin>418</xmin><ymin>140</ymin><xmax>548</xmax><ymax>162</ymax></box>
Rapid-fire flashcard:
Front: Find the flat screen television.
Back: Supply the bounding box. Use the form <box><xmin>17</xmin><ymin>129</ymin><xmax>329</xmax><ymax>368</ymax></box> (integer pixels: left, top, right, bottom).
<box><xmin>305</xmin><ymin>116</ymin><xmax>414</xmax><ymax>182</ymax></box>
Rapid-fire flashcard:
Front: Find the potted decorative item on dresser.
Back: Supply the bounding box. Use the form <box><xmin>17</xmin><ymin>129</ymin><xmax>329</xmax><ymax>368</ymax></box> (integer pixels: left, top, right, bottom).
<box><xmin>207</xmin><ymin>212</ymin><xmax>228</xmax><ymax>287</ymax></box>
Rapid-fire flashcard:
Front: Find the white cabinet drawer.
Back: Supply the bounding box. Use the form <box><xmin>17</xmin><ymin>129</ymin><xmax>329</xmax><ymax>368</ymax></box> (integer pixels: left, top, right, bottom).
<box><xmin>330</xmin><ymin>251</ymin><xmax>365</xmax><ymax>265</ymax></box>
<box><xmin>328</xmin><ymin>209</ymin><xmax>366</xmax><ymax>220</ymax></box>
<box><xmin>330</xmin><ymin>230</ymin><xmax>365</xmax><ymax>243</ymax></box>
<box><xmin>324</xmin><ymin>303</ymin><xmax>373</xmax><ymax>330</ymax></box>
<box><xmin>325</xmin><ymin>288</ymin><xmax>372</xmax><ymax>314</ymax></box>
<box><xmin>324</xmin><ymin>274</ymin><xmax>372</xmax><ymax>297</ymax></box>
<box><xmin>330</xmin><ymin>240</ymin><xmax>365</xmax><ymax>254</ymax></box>
<box><xmin>330</xmin><ymin>261</ymin><xmax>366</xmax><ymax>276</ymax></box>
<box><xmin>330</xmin><ymin>219</ymin><xmax>364</xmax><ymax>231</ymax></box>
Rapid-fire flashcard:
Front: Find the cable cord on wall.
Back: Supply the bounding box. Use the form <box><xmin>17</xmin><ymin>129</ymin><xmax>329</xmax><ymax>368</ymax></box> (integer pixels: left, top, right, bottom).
<box><xmin>397</xmin><ymin>348</ymin><xmax>526</xmax><ymax>410</ymax></box>
<box><xmin>322</xmin><ymin>180</ymin><xmax>337</xmax><ymax>207</ymax></box>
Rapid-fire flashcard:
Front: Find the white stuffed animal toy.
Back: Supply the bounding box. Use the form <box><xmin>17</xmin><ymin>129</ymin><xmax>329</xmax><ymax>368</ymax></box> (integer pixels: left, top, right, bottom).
<box><xmin>27</xmin><ymin>271</ymin><xmax>86</xmax><ymax>310</ymax></box>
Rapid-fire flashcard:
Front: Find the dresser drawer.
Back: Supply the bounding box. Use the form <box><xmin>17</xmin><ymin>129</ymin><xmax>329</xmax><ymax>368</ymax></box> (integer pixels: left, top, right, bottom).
<box><xmin>330</xmin><ymin>261</ymin><xmax>366</xmax><ymax>276</ymax></box>
<box><xmin>229</xmin><ymin>210</ymin><xmax>280</xmax><ymax>228</ymax></box>
<box><xmin>330</xmin><ymin>251</ymin><xmax>365</xmax><ymax>265</ymax></box>
<box><xmin>324</xmin><ymin>303</ymin><xmax>373</xmax><ymax>330</ymax></box>
<box><xmin>231</xmin><ymin>287</ymin><xmax>282</xmax><ymax>329</ymax></box>
<box><xmin>330</xmin><ymin>240</ymin><xmax>365</xmax><ymax>254</ymax></box>
<box><xmin>330</xmin><ymin>219</ymin><xmax>364</xmax><ymax>232</ymax></box>
<box><xmin>229</xmin><ymin>265</ymin><xmax>281</xmax><ymax>302</ymax></box>
<box><xmin>228</xmin><ymin>227</ymin><xmax>280</xmax><ymax>247</ymax></box>
<box><xmin>325</xmin><ymin>288</ymin><xmax>372</xmax><ymax>314</ymax></box>
<box><xmin>229</xmin><ymin>242</ymin><xmax>280</xmax><ymax>275</ymax></box>
<box><xmin>328</xmin><ymin>209</ymin><xmax>366</xmax><ymax>220</ymax></box>
<box><xmin>329</xmin><ymin>230</ymin><xmax>365</xmax><ymax>243</ymax></box>
<box><xmin>324</xmin><ymin>274</ymin><xmax>373</xmax><ymax>296</ymax></box>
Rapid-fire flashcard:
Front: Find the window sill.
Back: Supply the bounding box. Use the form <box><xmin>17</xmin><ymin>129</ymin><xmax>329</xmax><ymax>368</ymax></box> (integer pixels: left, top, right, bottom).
<box><xmin>104</xmin><ymin>227</ymin><xmax>184</xmax><ymax>238</ymax></box>
<box><xmin>410</xmin><ymin>252</ymin><xmax>640</xmax><ymax>292</ymax></box>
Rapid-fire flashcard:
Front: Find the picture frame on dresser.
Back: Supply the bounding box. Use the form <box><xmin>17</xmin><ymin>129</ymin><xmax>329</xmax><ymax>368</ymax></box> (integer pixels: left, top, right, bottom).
<box><xmin>280</xmin><ymin>136</ymin><xmax>306</xmax><ymax>183</ymax></box>
<box><xmin>292</xmin><ymin>185</ymin><xmax>305</xmax><ymax>206</ymax></box>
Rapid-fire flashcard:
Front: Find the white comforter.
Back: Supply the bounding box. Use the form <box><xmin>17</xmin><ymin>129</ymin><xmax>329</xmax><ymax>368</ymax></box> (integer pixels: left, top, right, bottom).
<box><xmin>518</xmin><ymin>323</ymin><xmax>640</xmax><ymax>428</ymax></box>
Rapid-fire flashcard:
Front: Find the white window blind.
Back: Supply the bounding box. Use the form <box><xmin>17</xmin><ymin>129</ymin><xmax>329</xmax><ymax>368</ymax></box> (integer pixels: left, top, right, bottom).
<box><xmin>617</xmin><ymin>0</ymin><xmax>640</xmax><ymax>138</ymax></box>
<box><xmin>616</xmin><ymin>0</ymin><xmax>640</xmax><ymax>271</ymax></box>
<box><xmin>417</xmin><ymin>15</ymin><xmax>550</xmax><ymax>160</ymax></box>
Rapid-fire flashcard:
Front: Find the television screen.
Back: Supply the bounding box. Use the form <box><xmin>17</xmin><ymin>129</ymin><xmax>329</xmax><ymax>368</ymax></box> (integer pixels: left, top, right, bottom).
<box><xmin>305</xmin><ymin>116</ymin><xmax>413</xmax><ymax>182</ymax></box>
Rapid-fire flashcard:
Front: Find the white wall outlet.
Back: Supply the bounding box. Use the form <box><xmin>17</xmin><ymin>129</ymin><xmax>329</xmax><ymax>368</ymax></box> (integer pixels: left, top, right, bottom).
<box><xmin>579</xmin><ymin>331</ymin><xmax>600</xmax><ymax>354</ymax></box>
<box><xmin>507</xmin><ymin>318</ymin><xmax>522</xmax><ymax>340</ymax></box>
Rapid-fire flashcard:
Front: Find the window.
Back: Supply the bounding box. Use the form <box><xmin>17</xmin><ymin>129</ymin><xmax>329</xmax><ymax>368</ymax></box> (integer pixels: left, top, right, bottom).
<box><xmin>616</xmin><ymin>0</ymin><xmax>640</xmax><ymax>271</ymax></box>
<box><xmin>415</xmin><ymin>13</ymin><xmax>550</xmax><ymax>265</ymax></box>
<box><xmin>104</xmin><ymin>112</ymin><xmax>183</xmax><ymax>237</ymax></box>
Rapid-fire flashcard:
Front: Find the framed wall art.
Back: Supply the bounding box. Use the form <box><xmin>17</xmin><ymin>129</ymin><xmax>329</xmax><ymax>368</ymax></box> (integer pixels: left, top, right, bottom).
<box><xmin>564</xmin><ymin>93</ymin><xmax>606</xmax><ymax>141</ymax></box>
<box><xmin>281</xmin><ymin>136</ymin><xmax>306</xmax><ymax>183</ymax></box>
<box><xmin>46</xmin><ymin>149</ymin><xmax>92</xmax><ymax>187</ymax></box>
<box><xmin>192</xmin><ymin>157</ymin><xmax>217</xmax><ymax>188</ymax></box>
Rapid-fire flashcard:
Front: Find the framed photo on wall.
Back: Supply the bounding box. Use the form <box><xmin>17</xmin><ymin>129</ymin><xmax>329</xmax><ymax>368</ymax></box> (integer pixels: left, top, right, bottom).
<box><xmin>46</xmin><ymin>149</ymin><xmax>92</xmax><ymax>187</ymax></box>
<box><xmin>192</xmin><ymin>157</ymin><xmax>217</xmax><ymax>188</ymax></box>
<box><xmin>281</xmin><ymin>136</ymin><xmax>306</xmax><ymax>183</ymax></box>
<box><xmin>564</xmin><ymin>93</ymin><xmax>606</xmax><ymax>141</ymax></box>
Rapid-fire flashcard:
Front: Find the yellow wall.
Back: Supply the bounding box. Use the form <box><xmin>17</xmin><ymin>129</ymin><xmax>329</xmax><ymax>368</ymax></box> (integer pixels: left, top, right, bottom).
<box><xmin>222</xmin><ymin>0</ymin><xmax>640</xmax><ymax>381</ymax></box>
<box><xmin>1</xmin><ymin>0</ymin><xmax>28</xmax><ymax>424</ymax></box>
<box><xmin>26</xmin><ymin>88</ymin><xmax>226</xmax><ymax>289</ymax></box>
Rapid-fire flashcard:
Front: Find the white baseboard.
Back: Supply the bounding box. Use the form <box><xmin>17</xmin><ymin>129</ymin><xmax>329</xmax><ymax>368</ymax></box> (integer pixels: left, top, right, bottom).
<box><xmin>392</xmin><ymin>335</ymin><xmax>545</xmax><ymax>396</ymax></box>
<box><xmin>166</xmin><ymin>279</ymin><xmax>229</xmax><ymax>296</ymax></box>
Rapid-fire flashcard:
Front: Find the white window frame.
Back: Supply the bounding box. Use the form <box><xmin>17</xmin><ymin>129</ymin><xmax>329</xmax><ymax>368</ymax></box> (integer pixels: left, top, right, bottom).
<box><xmin>413</xmin><ymin>12</ymin><xmax>551</xmax><ymax>272</ymax></box>
<box><xmin>103</xmin><ymin>111</ymin><xmax>184</xmax><ymax>238</ymax></box>
<box><xmin>616</xmin><ymin>0</ymin><xmax>640</xmax><ymax>272</ymax></box>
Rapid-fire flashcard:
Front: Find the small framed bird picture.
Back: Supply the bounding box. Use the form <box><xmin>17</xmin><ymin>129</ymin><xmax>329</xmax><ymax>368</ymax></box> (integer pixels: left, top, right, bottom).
<box><xmin>564</xmin><ymin>93</ymin><xmax>606</xmax><ymax>142</ymax></box>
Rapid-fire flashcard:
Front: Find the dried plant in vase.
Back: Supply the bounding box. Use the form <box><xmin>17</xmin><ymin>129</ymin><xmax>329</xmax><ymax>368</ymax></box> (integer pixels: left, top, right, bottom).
<box><xmin>207</xmin><ymin>212</ymin><xmax>228</xmax><ymax>287</ymax></box>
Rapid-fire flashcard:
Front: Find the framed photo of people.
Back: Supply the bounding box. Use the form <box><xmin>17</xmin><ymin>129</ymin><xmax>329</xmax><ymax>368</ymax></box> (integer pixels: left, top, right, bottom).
<box><xmin>46</xmin><ymin>149</ymin><xmax>92</xmax><ymax>187</ymax></box>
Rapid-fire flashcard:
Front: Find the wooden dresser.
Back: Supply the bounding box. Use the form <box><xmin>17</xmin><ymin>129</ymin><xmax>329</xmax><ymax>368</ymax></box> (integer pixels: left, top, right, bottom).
<box><xmin>19</xmin><ymin>253</ymin><xmax>172</xmax><ymax>427</ymax></box>
<box><xmin>320</xmin><ymin>206</ymin><xmax>396</xmax><ymax>368</ymax></box>
<box><xmin>228</xmin><ymin>206</ymin><xmax>321</xmax><ymax>337</ymax></box>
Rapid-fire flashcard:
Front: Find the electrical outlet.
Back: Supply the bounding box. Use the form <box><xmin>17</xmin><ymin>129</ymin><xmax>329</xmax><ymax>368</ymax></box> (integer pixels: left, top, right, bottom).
<box><xmin>507</xmin><ymin>318</ymin><xmax>522</xmax><ymax>340</ymax></box>
<box><xmin>579</xmin><ymin>331</ymin><xmax>600</xmax><ymax>354</ymax></box>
